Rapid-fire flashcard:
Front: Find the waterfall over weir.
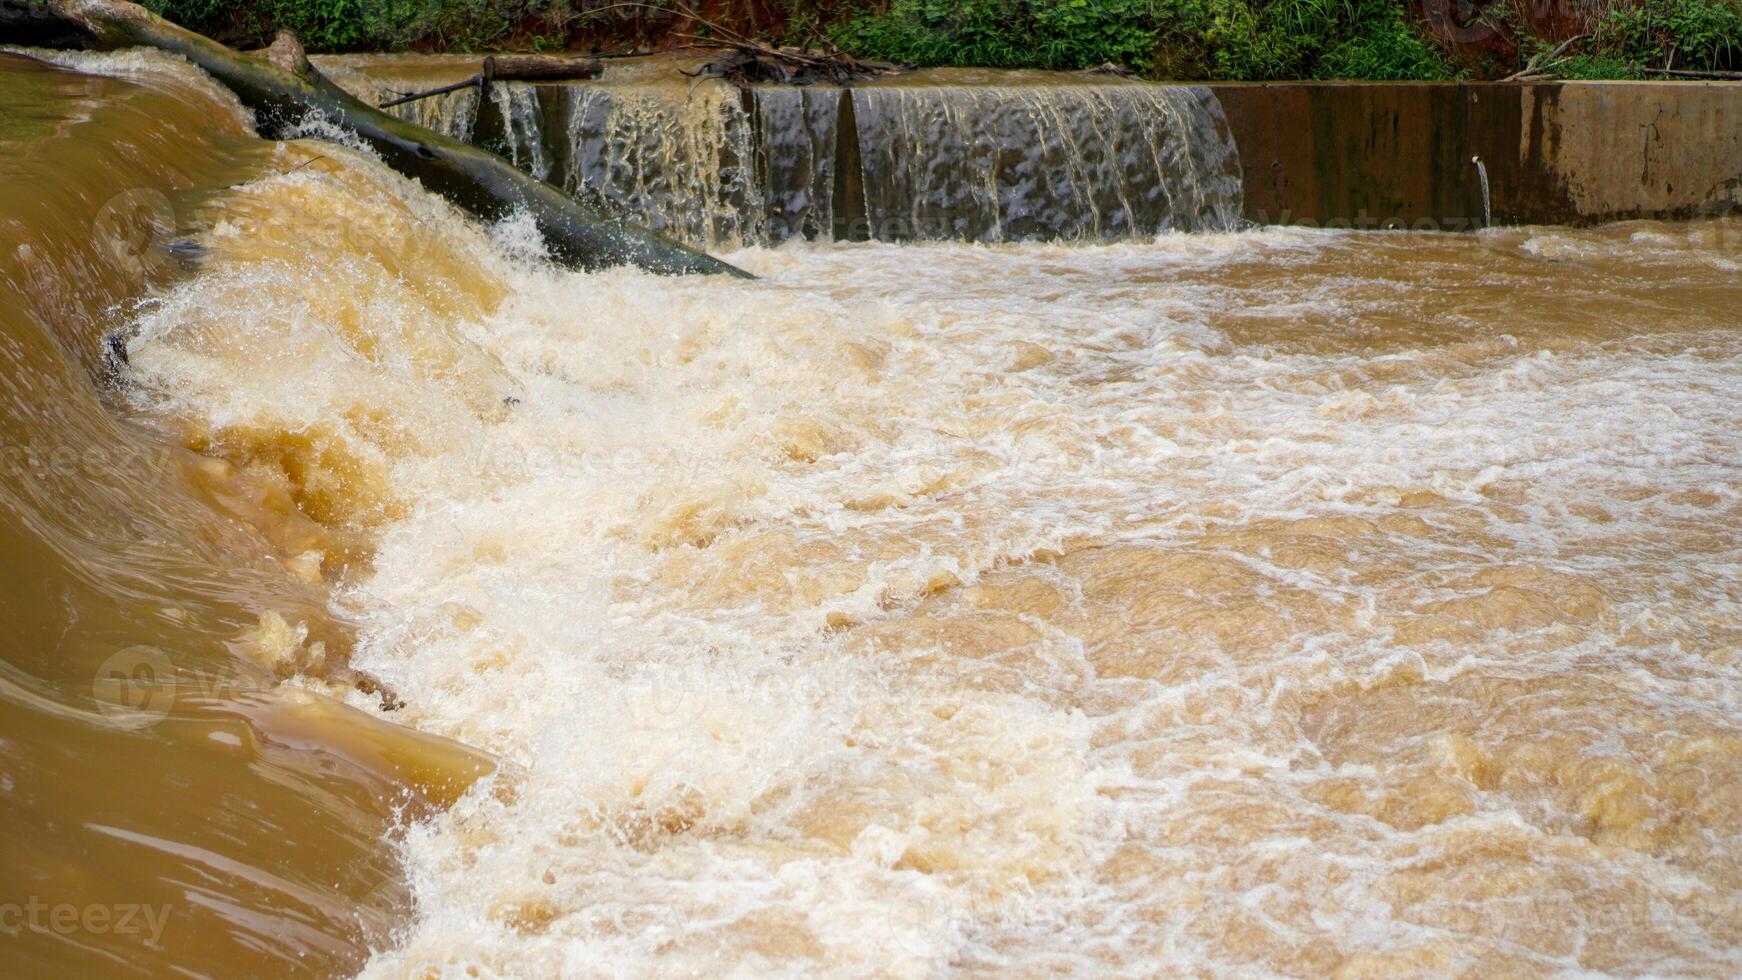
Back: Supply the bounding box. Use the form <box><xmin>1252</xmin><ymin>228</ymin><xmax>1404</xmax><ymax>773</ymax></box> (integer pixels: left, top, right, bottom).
<box><xmin>320</xmin><ymin>56</ymin><xmax>1244</xmax><ymax>249</ymax></box>
<box><xmin>848</xmin><ymin>82</ymin><xmax>1242</xmax><ymax>241</ymax></box>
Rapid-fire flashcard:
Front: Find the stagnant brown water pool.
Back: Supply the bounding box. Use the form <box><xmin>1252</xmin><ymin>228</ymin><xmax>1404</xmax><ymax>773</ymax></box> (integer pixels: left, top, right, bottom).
<box><xmin>4</xmin><ymin>49</ymin><xmax>1742</xmax><ymax>978</ymax></box>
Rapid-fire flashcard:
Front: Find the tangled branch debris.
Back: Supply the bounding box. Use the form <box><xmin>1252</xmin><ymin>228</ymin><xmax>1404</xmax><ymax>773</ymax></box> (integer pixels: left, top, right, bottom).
<box><xmin>568</xmin><ymin>0</ymin><xmax>904</xmax><ymax>88</ymax></box>
<box><xmin>680</xmin><ymin>44</ymin><xmax>903</xmax><ymax>88</ymax></box>
<box><xmin>1502</xmin><ymin>35</ymin><xmax>1588</xmax><ymax>82</ymax></box>
<box><xmin>1076</xmin><ymin>62</ymin><xmax>1136</xmax><ymax>78</ymax></box>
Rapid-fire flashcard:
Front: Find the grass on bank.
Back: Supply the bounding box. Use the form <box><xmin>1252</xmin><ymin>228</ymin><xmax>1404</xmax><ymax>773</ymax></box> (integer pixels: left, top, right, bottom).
<box><xmin>140</xmin><ymin>0</ymin><xmax>1742</xmax><ymax>80</ymax></box>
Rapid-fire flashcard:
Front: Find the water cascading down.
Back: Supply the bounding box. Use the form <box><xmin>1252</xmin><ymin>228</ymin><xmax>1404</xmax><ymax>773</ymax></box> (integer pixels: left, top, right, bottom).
<box><xmin>326</xmin><ymin>64</ymin><xmax>1247</xmax><ymax>249</ymax></box>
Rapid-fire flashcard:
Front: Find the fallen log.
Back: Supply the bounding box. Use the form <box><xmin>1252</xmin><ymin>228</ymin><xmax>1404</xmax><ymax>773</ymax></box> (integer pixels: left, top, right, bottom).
<box><xmin>0</xmin><ymin>0</ymin><xmax>750</xmax><ymax>278</ymax></box>
<box><xmin>483</xmin><ymin>53</ymin><xmax>603</xmax><ymax>82</ymax></box>
<box><xmin>381</xmin><ymin>54</ymin><xmax>602</xmax><ymax>108</ymax></box>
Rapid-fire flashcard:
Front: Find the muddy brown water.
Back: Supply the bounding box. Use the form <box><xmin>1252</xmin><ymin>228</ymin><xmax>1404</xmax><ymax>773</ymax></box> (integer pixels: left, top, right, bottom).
<box><xmin>4</xmin><ymin>48</ymin><xmax>1742</xmax><ymax>978</ymax></box>
<box><xmin>0</xmin><ymin>50</ymin><xmax>491</xmax><ymax>979</ymax></box>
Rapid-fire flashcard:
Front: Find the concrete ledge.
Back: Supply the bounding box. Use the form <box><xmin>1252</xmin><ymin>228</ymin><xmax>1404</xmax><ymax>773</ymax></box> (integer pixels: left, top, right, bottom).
<box><xmin>1209</xmin><ymin>81</ymin><xmax>1742</xmax><ymax>229</ymax></box>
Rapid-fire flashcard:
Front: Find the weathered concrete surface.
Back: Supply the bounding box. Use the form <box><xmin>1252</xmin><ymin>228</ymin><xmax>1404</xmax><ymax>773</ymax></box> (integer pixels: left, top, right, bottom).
<box><xmin>1210</xmin><ymin>81</ymin><xmax>1742</xmax><ymax>229</ymax></box>
<box><xmin>1532</xmin><ymin>83</ymin><xmax>1742</xmax><ymax>222</ymax></box>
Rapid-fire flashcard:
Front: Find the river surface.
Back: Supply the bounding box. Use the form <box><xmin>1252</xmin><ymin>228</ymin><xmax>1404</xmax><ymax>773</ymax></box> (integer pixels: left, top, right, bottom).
<box><xmin>4</xmin><ymin>49</ymin><xmax>1742</xmax><ymax>979</ymax></box>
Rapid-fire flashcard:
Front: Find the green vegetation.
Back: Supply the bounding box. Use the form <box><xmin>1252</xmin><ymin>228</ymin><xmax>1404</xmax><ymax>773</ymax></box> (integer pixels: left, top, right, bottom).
<box><xmin>137</xmin><ymin>0</ymin><xmax>1742</xmax><ymax>80</ymax></box>
<box><xmin>140</xmin><ymin>0</ymin><xmax>536</xmax><ymax>51</ymax></box>
<box><xmin>1598</xmin><ymin>0</ymin><xmax>1742</xmax><ymax>73</ymax></box>
<box><xmin>834</xmin><ymin>0</ymin><xmax>1458</xmax><ymax>79</ymax></box>
<box><xmin>1497</xmin><ymin>0</ymin><xmax>1742</xmax><ymax>79</ymax></box>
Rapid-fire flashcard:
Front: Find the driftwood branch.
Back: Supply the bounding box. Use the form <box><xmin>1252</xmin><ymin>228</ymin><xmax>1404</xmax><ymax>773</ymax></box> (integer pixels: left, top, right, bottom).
<box><xmin>2</xmin><ymin>0</ymin><xmax>749</xmax><ymax>278</ymax></box>
<box><xmin>379</xmin><ymin>75</ymin><xmax>480</xmax><ymax>108</ymax></box>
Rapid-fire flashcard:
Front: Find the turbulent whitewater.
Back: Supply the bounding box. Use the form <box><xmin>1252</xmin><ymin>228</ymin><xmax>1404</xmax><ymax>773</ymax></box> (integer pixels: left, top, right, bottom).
<box><xmin>9</xmin><ymin>48</ymin><xmax>1742</xmax><ymax>979</ymax></box>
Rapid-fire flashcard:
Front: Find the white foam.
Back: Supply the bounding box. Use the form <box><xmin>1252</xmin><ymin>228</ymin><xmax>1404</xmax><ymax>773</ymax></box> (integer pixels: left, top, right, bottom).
<box><xmin>120</xmin><ymin>144</ymin><xmax>1742</xmax><ymax>974</ymax></box>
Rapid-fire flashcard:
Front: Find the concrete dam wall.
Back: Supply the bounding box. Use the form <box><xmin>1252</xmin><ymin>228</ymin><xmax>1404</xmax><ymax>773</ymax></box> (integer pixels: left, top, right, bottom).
<box><xmin>1214</xmin><ymin>80</ymin><xmax>1742</xmax><ymax>231</ymax></box>
<box><xmin>321</xmin><ymin>56</ymin><xmax>1742</xmax><ymax>246</ymax></box>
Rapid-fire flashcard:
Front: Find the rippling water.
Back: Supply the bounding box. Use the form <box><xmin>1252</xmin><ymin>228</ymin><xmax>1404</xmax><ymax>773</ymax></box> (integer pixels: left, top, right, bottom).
<box><xmin>0</xmin><ymin>49</ymin><xmax>491</xmax><ymax>978</ymax></box>
<box><xmin>8</xmin><ymin>48</ymin><xmax>1742</xmax><ymax>979</ymax></box>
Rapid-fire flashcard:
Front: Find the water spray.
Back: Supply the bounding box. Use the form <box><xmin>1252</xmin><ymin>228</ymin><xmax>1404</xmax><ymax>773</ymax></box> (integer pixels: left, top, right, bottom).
<box><xmin>1472</xmin><ymin>155</ymin><xmax>1492</xmax><ymax>229</ymax></box>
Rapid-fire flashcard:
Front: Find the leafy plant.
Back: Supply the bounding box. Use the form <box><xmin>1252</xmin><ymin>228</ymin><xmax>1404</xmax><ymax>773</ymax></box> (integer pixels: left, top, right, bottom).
<box><xmin>1597</xmin><ymin>0</ymin><xmax>1742</xmax><ymax>71</ymax></box>
<box><xmin>833</xmin><ymin>0</ymin><xmax>1460</xmax><ymax>79</ymax></box>
<box><xmin>143</xmin><ymin>0</ymin><xmax>531</xmax><ymax>51</ymax></box>
<box><xmin>1557</xmin><ymin>53</ymin><xmax>1643</xmax><ymax>79</ymax></box>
